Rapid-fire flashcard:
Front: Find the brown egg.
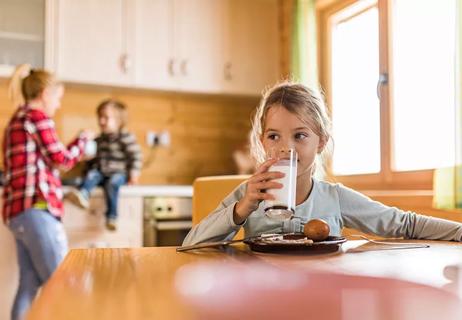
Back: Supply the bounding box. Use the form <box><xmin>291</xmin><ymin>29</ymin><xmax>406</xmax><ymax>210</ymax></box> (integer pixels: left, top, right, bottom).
<box><xmin>303</xmin><ymin>219</ymin><xmax>330</xmax><ymax>241</ymax></box>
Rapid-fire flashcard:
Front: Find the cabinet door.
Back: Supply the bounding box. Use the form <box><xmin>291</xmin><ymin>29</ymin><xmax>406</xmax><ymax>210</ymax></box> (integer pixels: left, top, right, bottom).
<box><xmin>62</xmin><ymin>197</ymin><xmax>106</xmax><ymax>231</ymax></box>
<box><xmin>225</xmin><ymin>0</ymin><xmax>280</xmax><ymax>95</ymax></box>
<box><xmin>174</xmin><ymin>0</ymin><xmax>225</xmax><ymax>93</ymax></box>
<box><xmin>63</xmin><ymin>194</ymin><xmax>143</xmax><ymax>248</ymax></box>
<box><xmin>0</xmin><ymin>0</ymin><xmax>47</xmax><ymax>76</ymax></box>
<box><xmin>117</xmin><ymin>196</ymin><xmax>143</xmax><ymax>247</ymax></box>
<box><xmin>134</xmin><ymin>0</ymin><xmax>176</xmax><ymax>90</ymax></box>
<box><xmin>54</xmin><ymin>0</ymin><xmax>134</xmax><ymax>85</ymax></box>
<box><xmin>0</xmin><ymin>198</ymin><xmax>18</xmax><ymax>320</ymax></box>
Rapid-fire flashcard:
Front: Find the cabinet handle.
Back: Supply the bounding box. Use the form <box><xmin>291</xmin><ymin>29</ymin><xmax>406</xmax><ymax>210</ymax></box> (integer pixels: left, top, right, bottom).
<box><xmin>224</xmin><ymin>62</ymin><xmax>232</xmax><ymax>81</ymax></box>
<box><xmin>180</xmin><ymin>59</ymin><xmax>188</xmax><ymax>76</ymax></box>
<box><xmin>168</xmin><ymin>58</ymin><xmax>177</xmax><ymax>76</ymax></box>
<box><xmin>120</xmin><ymin>54</ymin><xmax>131</xmax><ymax>74</ymax></box>
<box><xmin>377</xmin><ymin>73</ymin><xmax>388</xmax><ymax>100</ymax></box>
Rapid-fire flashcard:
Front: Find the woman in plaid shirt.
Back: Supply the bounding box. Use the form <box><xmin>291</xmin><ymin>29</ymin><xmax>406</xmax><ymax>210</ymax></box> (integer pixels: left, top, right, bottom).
<box><xmin>3</xmin><ymin>64</ymin><xmax>94</xmax><ymax>320</ymax></box>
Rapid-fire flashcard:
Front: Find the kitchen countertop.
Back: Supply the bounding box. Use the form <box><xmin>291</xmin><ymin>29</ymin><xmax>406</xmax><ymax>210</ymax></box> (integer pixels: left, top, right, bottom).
<box><xmin>62</xmin><ymin>185</ymin><xmax>193</xmax><ymax>197</ymax></box>
<box><xmin>117</xmin><ymin>185</ymin><xmax>192</xmax><ymax>197</ymax></box>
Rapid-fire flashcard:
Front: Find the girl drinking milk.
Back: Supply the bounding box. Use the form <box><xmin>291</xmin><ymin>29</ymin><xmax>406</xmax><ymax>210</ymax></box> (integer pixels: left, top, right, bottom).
<box><xmin>183</xmin><ymin>82</ymin><xmax>462</xmax><ymax>245</ymax></box>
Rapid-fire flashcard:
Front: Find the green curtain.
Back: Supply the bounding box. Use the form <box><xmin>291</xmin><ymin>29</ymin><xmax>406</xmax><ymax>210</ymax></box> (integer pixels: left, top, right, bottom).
<box><xmin>291</xmin><ymin>0</ymin><xmax>318</xmax><ymax>88</ymax></box>
<box><xmin>291</xmin><ymin>0</ymin><xmax>326</xmax><ymax>179</ymax></box>
<box><xmin>433</xmin><ymin>0</ymin><xmax>462</xmax><ymax>209</ymax></box>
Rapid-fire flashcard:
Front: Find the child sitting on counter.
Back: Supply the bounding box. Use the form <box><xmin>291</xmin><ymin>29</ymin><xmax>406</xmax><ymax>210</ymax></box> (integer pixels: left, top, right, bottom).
<box><xmin>66</xmin><ymin>99</ymin><xmax>142</xmax><ymax>231</ymax></box>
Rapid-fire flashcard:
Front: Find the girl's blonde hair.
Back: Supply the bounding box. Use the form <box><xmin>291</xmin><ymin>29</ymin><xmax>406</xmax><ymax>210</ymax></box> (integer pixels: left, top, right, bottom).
<box><xmin>8</xmin><ymin>64</ymin><xmax>60</xmax><ymax>107</ymax></box>
<box><xmin>250</xmin><ymin>81</ymin><xmax>332</xmax><ymax>174</ymax></box>
<box><xmin>96</xmin><ymin>99</ymin><xmax>128</xmax><ymax>131</ymax></box>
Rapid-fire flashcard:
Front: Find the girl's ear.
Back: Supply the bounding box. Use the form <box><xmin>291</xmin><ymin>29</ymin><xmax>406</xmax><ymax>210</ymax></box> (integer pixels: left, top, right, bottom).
<box><xmin>317</xmin><ymin>137</ymin><xmax>327</xmax><ymax>154</ymax></box>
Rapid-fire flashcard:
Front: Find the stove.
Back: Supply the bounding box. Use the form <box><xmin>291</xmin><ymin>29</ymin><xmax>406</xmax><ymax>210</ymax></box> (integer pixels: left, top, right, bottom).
<box><xmin>143</xmin><ymin>196</ymin><xmax>192</xmax><ymax>246</ymax></box>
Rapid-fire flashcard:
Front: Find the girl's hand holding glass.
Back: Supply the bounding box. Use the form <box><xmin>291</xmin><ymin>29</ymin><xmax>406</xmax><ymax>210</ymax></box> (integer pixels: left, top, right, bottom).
<box><xmin>233</xmin><ymin>158</ymin><xmax>284</xmax><ymax>225</ymax></box>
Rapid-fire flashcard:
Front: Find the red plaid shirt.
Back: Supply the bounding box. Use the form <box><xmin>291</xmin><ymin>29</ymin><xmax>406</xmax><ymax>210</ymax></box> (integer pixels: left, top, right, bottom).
<box><xmin>2</xmin><ymin>105</ymin><xmax>86</xmax><ymax>223</ymax></box>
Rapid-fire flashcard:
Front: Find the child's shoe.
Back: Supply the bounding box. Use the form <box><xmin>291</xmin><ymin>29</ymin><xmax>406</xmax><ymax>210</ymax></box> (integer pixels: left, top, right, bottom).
<box><xmin>106</xmin><ymin>218</ymin><xmax>117</xmax><ymax>231</ymax></box>
<box><xmin>64</xmin><ymin>188</ymin><xmax>89</xmax><ymax>209</ymax></box>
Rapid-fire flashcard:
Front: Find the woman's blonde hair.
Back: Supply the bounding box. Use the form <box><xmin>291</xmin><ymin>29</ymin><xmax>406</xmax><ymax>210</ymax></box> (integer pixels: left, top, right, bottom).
<box><xmin>96</xmin><ymin>99</ymin><xmax>128</xmax><ymax>131</ymax></box>
<box><xmin>250</xmin><ymin>81</ymin><xmax>332</xmax><ymax>175</ymax></box>
<box><xmin>8</xmin><ymin>64</ymin><xmax>59</xmax><ymax>107</ymax></box>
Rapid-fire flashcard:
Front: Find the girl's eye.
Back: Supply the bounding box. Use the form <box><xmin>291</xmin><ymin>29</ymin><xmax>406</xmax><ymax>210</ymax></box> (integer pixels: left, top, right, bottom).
<box><xmin>267</xmin><ymin>133</ymin><xmax>279</xmax><ymax>140</ymax></box>
<box><xmin>295</xmin><ymin>132</ymin><xmax>308</xmax><ymax>140</ymax></box>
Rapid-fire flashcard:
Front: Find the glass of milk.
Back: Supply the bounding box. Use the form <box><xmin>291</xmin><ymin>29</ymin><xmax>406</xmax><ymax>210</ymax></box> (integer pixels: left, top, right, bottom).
<box><xmin>264</xmin><ymin>148</ymin><xmax>297</xmax><ymax>220</ymax></box>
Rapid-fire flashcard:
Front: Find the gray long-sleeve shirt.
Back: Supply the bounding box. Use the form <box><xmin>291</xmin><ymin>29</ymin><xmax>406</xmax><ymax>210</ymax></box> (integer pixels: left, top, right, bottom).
<box><xmin>183</xmin><ymin>178</ymin><xmax>462</xmax><ymax>245</ymax></box>
<box><xmin>88</xmin><ymin>130</ymin><xmax>142</xmax><ymax>178</ymax></box>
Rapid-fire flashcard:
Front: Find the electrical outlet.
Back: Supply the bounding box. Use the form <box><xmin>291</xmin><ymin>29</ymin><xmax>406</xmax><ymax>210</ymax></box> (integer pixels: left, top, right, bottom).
<box><xmin>146</xmin><ymin>131</ymin><xmax>156</xmax><ymax>146</ymax></box>
<box><xmin>158</xmin><ymin>131</ymin><xmax>170</xmax><ymax>146</ymax></box>
<box><xmin>146</xmin><ymin>130</ymin><xmax>170</xmax><ymax>147</ymax></box>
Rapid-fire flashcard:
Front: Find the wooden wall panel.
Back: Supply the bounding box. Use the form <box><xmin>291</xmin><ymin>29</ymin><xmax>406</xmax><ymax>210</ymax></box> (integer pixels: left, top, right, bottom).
<box><xmin>279</xmin><ymin>0</ymin><xmax>294</xmax><ymax>78</ymax></box>
<box><xmin>0</xmin><ymin>79</ymin><xmax>258</xmax><ymax>185</ymax></box>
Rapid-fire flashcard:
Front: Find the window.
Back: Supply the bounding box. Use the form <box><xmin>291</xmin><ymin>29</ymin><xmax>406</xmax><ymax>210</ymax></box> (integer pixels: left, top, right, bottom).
<box><xmin>318</xmin><ymin>0</ymin><xmax>457</xmax><ymax>190</ymax></box>
<box><xmin>391</xmin><ymin>0</ymin><xmax>456</xmax><ymax>171</ymax></box>
<box><xmin>330</xmin><ymin>1</ymin><xmax>380</xmax><ymax>175</ymax></box>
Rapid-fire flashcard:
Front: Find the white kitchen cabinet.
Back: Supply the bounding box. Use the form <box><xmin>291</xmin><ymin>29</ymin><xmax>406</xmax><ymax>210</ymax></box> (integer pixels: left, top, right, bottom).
<box><xmin>53</xmin><ymin>0</ymin><xmax>135</xmax><ymax>86</ymax></box>
<box><xmin>223</xmin><ymin>0</ymin><xmax>280</xmax><ymax>95</ymax></box>
<box><xmin>0</xmin><ymin>0</ymin><xmax>54</xmax><ymax>77</ymax></box>
<box><xmin>134</xmin><ymin>0</ymin><xmax>225</xmax><ymax>94</ymax></box>
<box><xmin>174</xmin><ymin>0</ymin><xmax>225</xmax><ymax>93</ymax></box>
<box><xmin>117</xmin><ymin>195</ymin><xmax>144</xmax><ymax>246</ymax></box>
<box><xmin>51</xmin><ymin>0</ymin><xmax>279</xmax><ymax>95</ymax></box>
<box><xmin>0</xmin><ymin>198</ymin><xmax>18</xmax><ymax>320</ymax></box>
<box><xmin>62</xmin><ymin>193</ymin><xmax>143</xmax><ymax>248</ymax></box>
<box><xmin>133</xmin><ymin>0</ymin><xmax>176</xmax><ymax>91</ymax></box>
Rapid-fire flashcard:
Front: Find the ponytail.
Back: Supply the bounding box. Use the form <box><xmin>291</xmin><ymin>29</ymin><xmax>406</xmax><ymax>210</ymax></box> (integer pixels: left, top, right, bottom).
<box><xmin>8</xmin><ymin>64</ymin><xmax>31</xmax><ymax>107</ymax></box>
<box><xmin>8</xmin><ymin>64</ymin><xmax>59</xmax><ymax>108</ymax></box>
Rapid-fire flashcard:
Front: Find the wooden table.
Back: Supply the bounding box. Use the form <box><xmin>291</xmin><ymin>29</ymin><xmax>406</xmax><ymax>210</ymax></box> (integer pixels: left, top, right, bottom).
<box><xmin>26</xmin><ymin>240</ymin><xmax>462</xmax><ymax>320</ymax></box>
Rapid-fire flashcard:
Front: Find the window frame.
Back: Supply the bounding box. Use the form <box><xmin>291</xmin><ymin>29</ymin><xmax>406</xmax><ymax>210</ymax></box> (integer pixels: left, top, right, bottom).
<box><xmin>317</xmin><ymin>0</ymin><xmax>434</xmax><ymax>190</ymax></box>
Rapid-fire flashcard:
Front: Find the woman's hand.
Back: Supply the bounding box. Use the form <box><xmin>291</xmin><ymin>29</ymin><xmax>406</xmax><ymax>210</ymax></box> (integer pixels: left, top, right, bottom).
<box><xmin>79</xmin><ymin>129</ymin><xmax>96</xmax><ymax>141</ymax></box>
<box><xmin>233</xmin><ymin>158</ymin><xmax>284</xmax><ymax>225</ymax></box>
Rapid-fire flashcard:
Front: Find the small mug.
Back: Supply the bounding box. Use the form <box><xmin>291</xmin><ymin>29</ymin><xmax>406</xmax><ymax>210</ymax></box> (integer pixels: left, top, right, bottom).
<box><xmin>264</xmin><ymin>148</ymin><xmax>297</xmax><ymax>220</ymax></box>
<box><xmin>84</xmin><ymin>140</ymin><xmax>97</xmax><ymax>157</ymax></box>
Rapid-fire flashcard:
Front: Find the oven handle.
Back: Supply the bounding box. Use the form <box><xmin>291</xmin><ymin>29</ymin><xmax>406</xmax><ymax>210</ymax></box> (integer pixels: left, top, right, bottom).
<box><xmin>155</xmin><ymin>221</ymin><xmax>192</xmax><ymax>231</ymax></box>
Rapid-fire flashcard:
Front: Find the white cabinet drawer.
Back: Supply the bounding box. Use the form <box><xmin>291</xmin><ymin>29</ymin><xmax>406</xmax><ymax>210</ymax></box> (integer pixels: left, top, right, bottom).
<box><xmin>63</xmin><ymin>196</ymin><xmax>143</xmax><ymax>231</ymax></box>
<box><xmin>63</xmin><ymin>195</ymin><xmax>143</xmax><ymax>248</ymax></box>
<box><xmin>62</xmin><ymin>197</ymin><xmax>106</xmax><ymax>230</ymax></box>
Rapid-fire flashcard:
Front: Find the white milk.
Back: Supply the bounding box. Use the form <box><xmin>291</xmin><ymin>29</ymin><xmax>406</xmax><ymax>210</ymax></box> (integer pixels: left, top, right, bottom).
<box><xmin>265</xmin><ymin>159</ymin><xmax>297</xmax><ymax>216</ymax></box>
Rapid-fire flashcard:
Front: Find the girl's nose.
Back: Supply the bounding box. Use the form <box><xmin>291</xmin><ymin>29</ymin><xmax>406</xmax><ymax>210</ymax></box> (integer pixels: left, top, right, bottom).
<box><xmin>280</xmin><ymin>139</ymin><xmax>295</xmax><ymax>150</ymax></box>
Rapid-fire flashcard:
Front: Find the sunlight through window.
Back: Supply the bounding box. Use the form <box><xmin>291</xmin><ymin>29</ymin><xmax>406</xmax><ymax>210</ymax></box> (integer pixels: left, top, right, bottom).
<box><xmin>391</xmin><ymin>0</ymin><xmax>456</xmax><ymax>171</ymax></box>
<box><xmin>331</xmin><ymin>4</ymin><xmax>380</xmax><ymax>175</ymax></box>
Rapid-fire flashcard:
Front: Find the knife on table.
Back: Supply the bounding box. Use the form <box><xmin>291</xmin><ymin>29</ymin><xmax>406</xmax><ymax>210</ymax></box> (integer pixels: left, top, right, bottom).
<box><xmin>176</xmin><ymin>234</ymin><xmax>281</xmax><ymax>252</ymax></box>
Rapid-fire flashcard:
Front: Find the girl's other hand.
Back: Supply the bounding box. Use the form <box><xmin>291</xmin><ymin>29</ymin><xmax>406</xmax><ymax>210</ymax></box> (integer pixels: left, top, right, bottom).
<box><xmin>233</xmin><ymin>158</ymin><xmax>284</xmax><ymax>224</ymax></box>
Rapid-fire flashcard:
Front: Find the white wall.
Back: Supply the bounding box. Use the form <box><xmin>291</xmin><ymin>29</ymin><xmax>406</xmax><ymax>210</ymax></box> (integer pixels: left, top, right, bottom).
<box><xmin>0</xmin><ymin>222</ymin><xmax>18</xmax><ymax>320</ymax></box>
